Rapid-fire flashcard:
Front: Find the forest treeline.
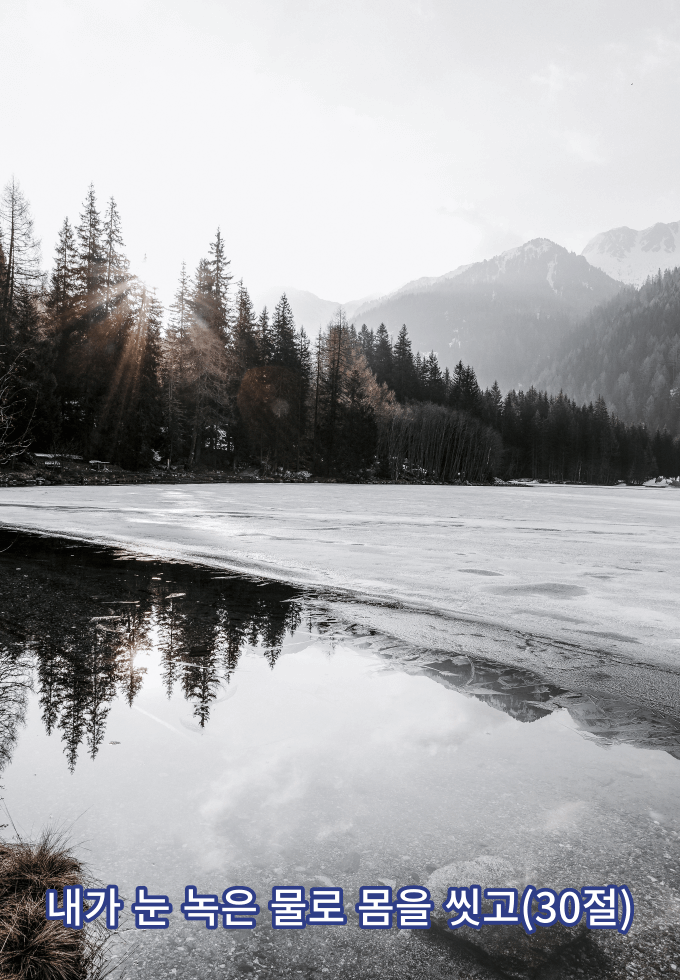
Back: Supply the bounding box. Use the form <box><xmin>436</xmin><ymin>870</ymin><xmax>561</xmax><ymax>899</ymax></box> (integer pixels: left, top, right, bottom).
<box><xmin>539</xmin><ymin>267</ymin><xmax>680</xmax><ymax>436</ymax></box>
<box><xmin>1</xmin><ymin>179</ymin><xmax>678</xmax><ymax>483</ymax></box>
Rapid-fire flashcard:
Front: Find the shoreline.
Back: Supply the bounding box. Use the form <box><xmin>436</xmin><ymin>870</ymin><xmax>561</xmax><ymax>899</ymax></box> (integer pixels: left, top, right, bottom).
<box><xmin>0</xmin><ymin>483</ymin><xmax>678</xmax><ymax>719</ymax></box>
<box><xmin>1</xmin><ymin>460</ymin><xmax>674</xmax><ymax>491</ymax></box>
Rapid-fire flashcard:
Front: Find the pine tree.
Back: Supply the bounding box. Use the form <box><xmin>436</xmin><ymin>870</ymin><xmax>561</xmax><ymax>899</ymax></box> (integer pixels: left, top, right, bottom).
<box><xmin>50</xmin><ymin>196</ymin><xmax>111</xmax><ymax>454</ymax></box>
<box><xmin>295</xmin><ymin>327</ymin><xmax>312</xmax><ymax>468</ymax></box>
<box><xmin>482</xmin><ymin>380</ymin><xmax>503</xmax><ymax>428</ymax></box>
<box><xmin>414</xmin><ymin>351</ymin><xmax>426</xmax><ymax>399</ymax></box>
<box><xmin>424</xmin><ymin>351</ymin><xmax>445</xmax><ymax>403</ymax></box>
<box><xmin>257</xmin><ymin>306</ymin><xmax>273</xmax><ymax>365</ymax></box>
<box><xmin>76</xmin><ymin>184</ymin><xmax>105</xmax><ymax>324</ymax></box>
<box><xmin>46</xmin><ymin>217</ymin><xmax>86</xmax><ymax>451</ymax></box>
<box><xmin>208</xmin><ymin>227</ymin><xmax>232</xmax><ymax>342</ymax></box>
<box><xmin>167</xmin><ymin>262</ymin><xmax>191</xmax><ymax>363</ymax></box>
<box><xmin>189</xmin><ymin>257</ymin><xmax>214</xmax><ymax>329</ymax></box>
<box><xmin>232</xmin><ymin>280</ymin><xmax>259</xmax><ymax>372</ymax></box>
<box><xmin>296</xmin><ymin>327</ymin><xmax>312</xmax><ymax>384</ymax></box>
<box><xmin>317</xmin><ymin>309</ymin><xmax>351</xmax><ymax>472</ymax></box>
<box><xmin>102</xmin><ymin>196</ymin><xmax>129</xmax><ymax>312</ymax></box>
<box><xmin>392</xmin><ymin>324</ymin><xmax>416</xmax><ymax>401</ymax></box>
<box><xmin>103</xmin><ymin>282</ymin><xmax>164</xmax><ymax>467</ymax></box>
<box><xmin>272</xmin><ymin>294</ymin><xmax>298</xmax><ymax>369</ymax></box>
<box><xmin>373</xmin><ymin>323</ymin><xmax>393</xmax><ymax>387</ymax></box>
<box><xmin>163</xmin><ymin>261</ymin><xmax>192</xmax><ymax>462</ymax></box>
<box><xmin>358</xmin><ymin>324</ymin><xmax>375</xmax><ymax>366</ymax></box>
<box><xmin>591</xmin><ymin>394</ymin><xmax>614</xmax><ymax>482</ymax></box>
<box><xmin>47</xmin><ymin>218</ymin><xmax>79</xmax><ymax>335</ymax></box>
<box><xmin>185</xmin><ymin>257</ymin><xmax>231</xmax><ymax>467</ymax></box>
<box><xmin>312</xmin><ymin>328</ymin><xmax>324</xmax><ymax>460</ymax></box>
<box><xmin>8</xmin><ymin>287</ymin><xmax>61</xmax><ymax>451</ymax></box>
<box><xmin>450</xmin><ymin>361</ymin><xmax>481</xmax><ymax>415</ymax></box>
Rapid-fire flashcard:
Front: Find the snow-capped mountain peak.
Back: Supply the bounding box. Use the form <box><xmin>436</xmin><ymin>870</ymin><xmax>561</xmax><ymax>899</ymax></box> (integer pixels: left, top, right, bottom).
<box><xmin>581</xmin><ymin>221</ymin><xmax>680</xmax><ymax>285</ymax></box>
<box><xmin>351</xmin><ymin>239</ymin><xmax>619</xmax><ymax>326</ymax></box>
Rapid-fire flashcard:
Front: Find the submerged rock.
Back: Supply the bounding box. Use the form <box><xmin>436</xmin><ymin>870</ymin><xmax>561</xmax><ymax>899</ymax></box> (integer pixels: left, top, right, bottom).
<box><xmin>426</xmin><ymin>854</ymin><xmax>517</xmax><ymax>909</ymax></box>
<box><xmin>426</xmin><ymin>855</ymin><xmax>594</xmax><ymax>979</ymax></box>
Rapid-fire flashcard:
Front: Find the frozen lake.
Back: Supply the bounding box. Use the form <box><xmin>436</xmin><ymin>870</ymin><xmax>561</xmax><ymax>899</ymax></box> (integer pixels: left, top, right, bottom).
<box><xmin>1</xmin><ymin>485</ymin><xmax>679</xmax><ymax>978</ymax></box>
<box><xmin>1</xmin><ymin>483</ymin><xmax>679</xmax><ymax>715</ymax></box>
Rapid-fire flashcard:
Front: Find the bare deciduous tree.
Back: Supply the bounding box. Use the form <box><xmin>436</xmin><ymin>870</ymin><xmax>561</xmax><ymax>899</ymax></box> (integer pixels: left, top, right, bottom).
<box><xmin>0</xmin><ymin>350</ymin><xmax>32</xmax><ymax>465</ymax></box>
<box><xmin>0</xmin><ymin>179</ymin><xmax>42</xmax><ymax>341</ymax></box>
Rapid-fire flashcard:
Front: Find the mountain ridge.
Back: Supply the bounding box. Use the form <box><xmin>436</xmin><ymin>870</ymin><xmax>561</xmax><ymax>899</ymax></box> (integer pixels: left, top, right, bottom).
<box><xmin>581</xmin><ymin>221</ymin><xmax>680</xmax><ymax>286</ymax></box>
<box><xmin>538</xmin><ymin>266</ymin><xmax>680</xmax><ymax>435</ymax></box>
<box><xmin>344</xmin><ymin>239</ymin><xmax>622</xmax><ymax>389</ymax></box>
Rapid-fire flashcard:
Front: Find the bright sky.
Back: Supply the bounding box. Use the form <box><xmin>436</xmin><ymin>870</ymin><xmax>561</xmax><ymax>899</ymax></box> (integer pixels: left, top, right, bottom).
<box><xmin>2</xmin><ymin>0</ymin><xmax>680</xmax><ymax>308</ymax></box>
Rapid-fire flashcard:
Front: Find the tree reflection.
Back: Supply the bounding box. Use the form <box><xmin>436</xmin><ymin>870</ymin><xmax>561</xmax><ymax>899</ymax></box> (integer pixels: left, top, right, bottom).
<box><xmin>0</xmin><ymin>644</ymin><xmax>31</xmax><ymax>784</ymax></box>
<box><xmin>0</xmin><ymin>534</ymin><xmax>302</xmax><ymax>770</ymax></box>
<box><xmin>156</xmin><ymin>579</ymin><xmax>301</xmax><ymax>726</ymax></box>
<box><xmin>114</xmin><ymin>604</ymin><xmax>149</xmax><ymax>707</ymax></box>
<box><xmin>2</xmin><ymin>532</ymin><xmax>680</xmax><ymax>776</ymax></box>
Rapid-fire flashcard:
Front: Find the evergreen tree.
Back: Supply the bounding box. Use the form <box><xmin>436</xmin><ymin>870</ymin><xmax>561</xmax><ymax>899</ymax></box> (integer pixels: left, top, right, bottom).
<box><xmin>482</xmin><ymin>380</ymin><xmax>503</xmax><ymax>428</ymax></box>
<box><xmin>414</xmin><ymin>351</ymin><xmax>427</xmax><ymax>399</ymax></box>
<box><xmin>315</xmin><ymin>309</ymin><xmax>352</xmax><ymax>472</ymax></box>
<box><xmin>392</xmin><ymin>324</ymin><xmax>416</xmax><ymax>401</ymax></box>
<box><xmin>45</xmin><ymin>218</ymin><xmax>83</xmax><ymax>451</ymax></box>
<box><xmin>71</xmin><ymin>188</ymin><xmax>136</xmax><ymax>458</ymax></box>
<box><xmin>103</xmin><ymin>283</ymin><xmax>164</xmax><ymax>468</ymax></box>
<box><xmin>257</xmin><ymin>306</ymin><xmax>273</xmax><ymax>365</ymax></box>
<box><xmin>6</xmin><ymin>287</ymin><xmax>60</xmax><ymax>451</ymax></box>
<box><xmin>451</xmin><ymin>361</ymin><xmax>482</xmax><ymax>416</ymax></box>
<box><xmin>358</xmin><ymin>324</ymin><xmax>375</xmax><ymax>366</ymax></box>
<box><xmin>207</xmin><ymin>227</ymin><xmax>232</xmax><ymax>342</ymax></box>
<box><xmin>272</xmin><ymin>294</ymin><xmax>298</xmax><ymax>369</ymax></box>
<box><xmin>76</xmin><ymin>183</ymin><xmax>105</xmax><ymax>322</ymax></box>
<box><xmin>167</xmin><ymin>261</ymin><xmax>192</xmax><ymax>364</ymax></box>
<box><xmin>185</xmin><ymin>257</ymin><xmax>231</xmax><ymax>466</ymax></box>
<box><xmin>294</xmin><ymin>327</ymin><xmax>312</xmax><ymax>468</ymax></box>
<box><xmin>296</xmin><ymin>327</ymin><xmax>312</xmax><ymax>385</ymax></box>
<box><xmin>47</xmin><ymin>218</ymin><xmax>79</xmax><ymax>335</ymax></box>
<box><xmin>232</xmin><ymin>280</ymin><xmax>259</xmax><ymax>372</ymax></box>
<box><xmin>424</xmin><ymin>351</ymin><xmax>445</xmax><ymax>403</ymax></box>
<box><xmin>102</xmin><ymin>196</ymin><xmax>129</xmax><ymax>312</ymax></box>
<box><xmin>373</xmin><ymin>323</ymin><xmax>393</xmax><ymax>387</ymax></box>
<box><xmin>163</xmin><ymin>261</ymin><xmax>192</xmax><ymax>461</ymax></box>
<box><xmin>189</xmin><ymin>257</ymin><xmax>215</xmax><ymax>330</ymax></box>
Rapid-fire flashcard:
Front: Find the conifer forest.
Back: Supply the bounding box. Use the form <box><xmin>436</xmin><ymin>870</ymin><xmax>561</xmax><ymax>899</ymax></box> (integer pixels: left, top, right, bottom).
<box><xmin>1</xmin><ymin>180</ymin><xmax>678</xmax><ymax>484</ymax></box>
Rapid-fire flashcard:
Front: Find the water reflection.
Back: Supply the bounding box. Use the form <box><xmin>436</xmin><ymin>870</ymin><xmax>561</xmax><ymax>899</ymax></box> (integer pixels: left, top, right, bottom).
<box><xmin>0</xmin><ymin>648</ymin><xmax>30</xmax><ymax>780</ymax></box>
<box><xmin>418</xmin><ymin>656</ymin><xmax>680</xmax><ymax>755</ymax></box>
<box><xmin>1</xmin><ymin>530</ymin><xmax>679</xmax><ymax>781</ymax></box>
<box><xmin>0</xmin><ymin>532</ymin><xmax>301</xmax><ymax>771</ymax></box>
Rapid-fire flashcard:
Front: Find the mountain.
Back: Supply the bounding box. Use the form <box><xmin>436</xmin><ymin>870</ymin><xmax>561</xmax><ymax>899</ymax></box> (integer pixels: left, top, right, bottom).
<box><xmin>538</xmin><ymin>267</ymin><xmax>680</xmax><ymax>436</ymax></box>
<box><xmin>348</xmin><ymin>239</ymin><xmax>622</xmax><ymax>390</ymax></box>
<box><xmin>251</xmin><ymin>287</ymin><xmax>366</xmax><ymax>332</ymax></box>
<box><xmin>582</xmin><ymin>221</ymin><xmax>680</xmax><ymax>286</ymax></box>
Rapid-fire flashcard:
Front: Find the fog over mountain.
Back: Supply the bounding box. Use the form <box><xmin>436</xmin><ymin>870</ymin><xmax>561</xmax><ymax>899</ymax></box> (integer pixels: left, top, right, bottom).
<box><xmin>264</xmin><ymin>222</ymin><xmax>680</xmax><ymax>420</ymax></box>
<box><xmin>582</xmin><ymin>221</ymin><xmax>680</xmax><ymax>286</ymax></box>
<box><xmin>343</xmin><ymin>239</ymin><xmax>622</xmax><ymax>390</ymax></box>
<box><xmin>252</xmin><ymin>287</ymin><xmax>367</xmax><ymax>333</ymax></box>
<box><xmin>538</xmin><ymin>267</ymin><xmax>680</xmax><ymax>436</ymax></box>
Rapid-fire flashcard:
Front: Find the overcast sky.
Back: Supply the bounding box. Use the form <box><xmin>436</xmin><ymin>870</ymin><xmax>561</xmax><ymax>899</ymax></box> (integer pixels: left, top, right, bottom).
<box><xmin>2</xmin><ymin>0</ymin><xmax>680</xmax><ymax>309</ymax></box>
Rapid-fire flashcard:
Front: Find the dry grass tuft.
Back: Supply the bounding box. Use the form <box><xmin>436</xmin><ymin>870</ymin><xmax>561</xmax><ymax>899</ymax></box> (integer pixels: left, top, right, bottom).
<box><xmin>0</xmin><ymin>896</ymin><xmax>87</xmax><ymax>980</ymax></box>
<box><xmin>0</xmin><ymin>833</ymin><xmax>111</xmax><ymax>980</ymax></box>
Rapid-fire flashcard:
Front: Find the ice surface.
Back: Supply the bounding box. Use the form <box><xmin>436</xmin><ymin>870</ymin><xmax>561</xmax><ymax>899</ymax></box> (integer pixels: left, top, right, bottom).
<box><xmin>1</xmin><ymin>483</ymin><xmax>679</xmax><ymax>714</ymax></box>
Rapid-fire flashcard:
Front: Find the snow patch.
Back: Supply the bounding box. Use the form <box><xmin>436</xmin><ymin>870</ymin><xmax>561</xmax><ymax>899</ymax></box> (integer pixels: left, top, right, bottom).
<box><xmin>582</xmin><ymin>221</ymin><xmax>680</xmax><ymax>286</ymax></box>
